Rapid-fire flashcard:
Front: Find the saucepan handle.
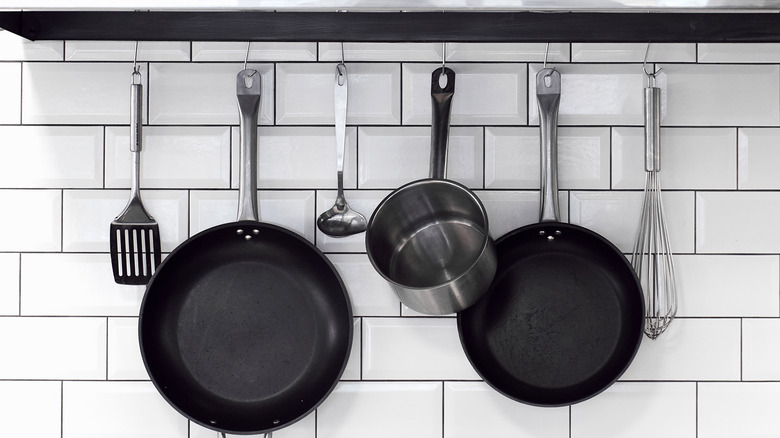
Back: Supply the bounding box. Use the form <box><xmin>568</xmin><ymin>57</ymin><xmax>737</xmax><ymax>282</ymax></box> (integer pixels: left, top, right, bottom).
<box><xmin>429</xmin><ymin>66</ymin><xmax>456</xmax><ymax>179</ymax></box>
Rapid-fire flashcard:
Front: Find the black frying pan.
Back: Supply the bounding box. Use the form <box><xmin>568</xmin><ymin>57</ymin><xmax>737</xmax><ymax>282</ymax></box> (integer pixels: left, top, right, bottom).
<box><xmin>457</xmin><ymin>68</ymin><xmax>643</xmax><ymax>407</ymax></box>
<box><xmin>139</xmin><ymin>69</ymin><xmax>352</xmax><ymax>435</ymax></box>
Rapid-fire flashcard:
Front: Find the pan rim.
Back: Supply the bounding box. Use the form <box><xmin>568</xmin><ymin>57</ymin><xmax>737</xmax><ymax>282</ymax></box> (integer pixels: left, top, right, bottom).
<box><xmin>365</xmin><ymin>177</ymin><xmax>493</xmax><ymax>291</ymax></box>
<box><xmin>139</xmin><ymin>219</ymin><xmax>353</xmax><ymax>435</ymax></box>
<box><xmin>457</xmin><ymin>220</ymin><xmax>644</xmax><ymax>407</ymax></box>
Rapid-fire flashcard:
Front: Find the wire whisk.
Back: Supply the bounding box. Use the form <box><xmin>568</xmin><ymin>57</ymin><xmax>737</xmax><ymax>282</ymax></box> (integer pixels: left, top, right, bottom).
<box><xmin>632</xmin><ymin>45</ymin><xmax>678</xmax><ymax>339</ymax></box>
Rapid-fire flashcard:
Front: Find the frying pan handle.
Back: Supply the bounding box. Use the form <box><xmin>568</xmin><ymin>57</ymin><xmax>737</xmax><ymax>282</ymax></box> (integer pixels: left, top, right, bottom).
<box><xmin>430</xmin><ymin>67</ymin><xmax>455</xmax><ymax>179</ymax></box>
<box><xmin>236</xmin><ymin>69</ymin><xmax>262</xmax><ymax>222</ymax></box>
<box><xmin>536</xmin><ymin>68</ymin><xmax>561</xmax><ymax>223</ymax></box>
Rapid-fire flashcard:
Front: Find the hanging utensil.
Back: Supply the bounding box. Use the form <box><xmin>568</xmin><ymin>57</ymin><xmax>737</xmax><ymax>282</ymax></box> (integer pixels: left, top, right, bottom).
<box><xmin>110</xmin><ymin>44</ymin><xmax>161</xmax><ymax>285</ymax></box>
<box><xmin>139</xmin><ymin>66</ymin><xmax>352</xmax><ymax>436</ymax></box>
<box><xmin>457</xmin><ymin>66</ymin><xmax>644</xmax><ymax>406</ymax></box>
<box><xmin>631</xmin><ymin>44</ymin><xmax>678</xmax><ymax>339</ymax></box>
<box><xmin>317</xmin><ymin>51</ymin><xmax>368</xmax><ymax>237</ymax></box>
<box><xmin>366</xmin><ymin>60</ymin><xmax>496</xmax><ymax>315</ymax></box>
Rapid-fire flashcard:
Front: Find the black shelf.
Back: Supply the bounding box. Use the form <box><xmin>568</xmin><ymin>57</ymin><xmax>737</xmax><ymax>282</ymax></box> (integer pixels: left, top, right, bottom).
<box><xmin>2</xmin><ymin>10</ymin><xmax>780</xmax><ymax>43</ymax></box>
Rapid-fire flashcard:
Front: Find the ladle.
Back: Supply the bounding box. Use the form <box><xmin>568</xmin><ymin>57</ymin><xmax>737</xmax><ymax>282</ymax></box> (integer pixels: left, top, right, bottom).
<box><xmin>317</xmin><ymin>59</ymin><xmax>368</xmax><ymax>237</ymax></box>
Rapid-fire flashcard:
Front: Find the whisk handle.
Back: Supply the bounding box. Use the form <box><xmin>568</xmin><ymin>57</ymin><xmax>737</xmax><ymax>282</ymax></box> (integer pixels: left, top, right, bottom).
<box><xmin>644</xmin><ymin>85</ymin><xmax>661</xmax><ymax>172</ymax></box>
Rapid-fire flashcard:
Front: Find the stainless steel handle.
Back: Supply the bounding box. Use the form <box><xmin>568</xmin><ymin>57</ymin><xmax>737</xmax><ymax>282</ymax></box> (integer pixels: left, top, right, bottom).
<box><xmin>129</xmin><ymin>73</ymin><xmax>143</xmax><ymax>201</ymax></box>
<box><xmin>236</xmin><ymin>69</ymin><xmax>262</xmax><ymax>222</ymax></box>
<box><xmin>429</xmin><ymin>67</ymin><xmax>455</xmax><ymax>179</ymax></box>
<box><xmin>536</xmin><ymin>68</ymin><xmax>561</xmax><ymax>223</ymax></box>
<box><xmin>644</xmin><ymin>85</ymin><xmax>661</xmax><ymax>172</ymax></box>
<box><xmin>334</xmin><ymin>63</ymin><xmax>348</xmax><ymax>206</ymax></box>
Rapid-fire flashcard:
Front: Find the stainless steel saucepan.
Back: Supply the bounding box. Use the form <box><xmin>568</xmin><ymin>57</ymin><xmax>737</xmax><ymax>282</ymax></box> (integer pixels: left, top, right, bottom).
<box><xmin>366</xmin><ymin>67</ymin><xmax>496</xmax><ymax>315</ymax></box>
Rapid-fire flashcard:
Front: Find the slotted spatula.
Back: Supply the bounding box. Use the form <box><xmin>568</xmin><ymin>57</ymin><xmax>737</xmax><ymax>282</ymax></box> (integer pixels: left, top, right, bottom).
<box><xmin>110</xmin><ymin>68</ymin><xmax>161</xmax><ymax>285</ymax></box>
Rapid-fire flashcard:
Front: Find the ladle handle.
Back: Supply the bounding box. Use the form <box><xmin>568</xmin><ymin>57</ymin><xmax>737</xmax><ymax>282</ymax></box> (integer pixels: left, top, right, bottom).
<box><xmin>236</xmin><ymin>69</ymin><xmax>262</xmax><ymax>222</ymax></box>
<box><xmin>430</xmin><ymin>67</ymin><xmax>455</xmax><ymax>179</ymax></box>
<box><xmin>334</xmin><ymin>63</ymin><xmax>348</xmax><ymax>204</ymax></box>
<box><xmin>536</xmin><ymin>68</ymin><xmax>561</xmax><ymax>223</ymax></box>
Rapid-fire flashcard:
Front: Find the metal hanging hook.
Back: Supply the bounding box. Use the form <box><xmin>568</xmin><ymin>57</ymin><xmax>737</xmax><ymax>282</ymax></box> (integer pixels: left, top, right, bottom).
<box><xmin>244</xmin><ymin>41</ymin><xmax>251</xmax><ymax>70</ymax></box>
<box><xmin>131</xmin><ymin>41</ymin><xmax>141</xmax><ymax>84</ymax></box>
<box><xmin>543</xmin><ymin>42</ymin><xmax>550</xmax><ymax>69</ymax></box>
<box><xmin>643</xmin><ymin>42</ymin><xmax>661</xmax><ymax>87</ymax></box>
<box><xmin>442</xmin><ymin>42</ymin><xmax>447</xmax><ymax>73</ymax></box>
<box><xmin>337</xmin><ymin>42</ymin><xmax>346</xmax><ymax>86</ymax></box>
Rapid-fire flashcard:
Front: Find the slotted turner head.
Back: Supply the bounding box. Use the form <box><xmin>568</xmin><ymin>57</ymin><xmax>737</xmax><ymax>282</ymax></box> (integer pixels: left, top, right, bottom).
<box><xmin>110</xmin><ymin>205</ymin><xmax>161</xmax><ymax>285</ymax></box>
<box><xmin>110</xmin><ymin>71</ymin><xmax>161</xmax><ymax>285</ymax></box>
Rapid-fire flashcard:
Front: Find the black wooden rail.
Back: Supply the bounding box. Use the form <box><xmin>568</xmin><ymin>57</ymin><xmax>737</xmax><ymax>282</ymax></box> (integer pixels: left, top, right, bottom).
<box><xmin>1</xmin><ymin>10</ymin><xmax>780</xmax><ymax>43</ymax></box>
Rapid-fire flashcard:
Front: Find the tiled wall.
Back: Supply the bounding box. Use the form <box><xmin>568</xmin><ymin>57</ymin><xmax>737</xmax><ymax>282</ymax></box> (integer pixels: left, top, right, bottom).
<box><xmin>3</xmin><ymin>34</ymin><xmax>780</xmax><ymax>438</ymax></box>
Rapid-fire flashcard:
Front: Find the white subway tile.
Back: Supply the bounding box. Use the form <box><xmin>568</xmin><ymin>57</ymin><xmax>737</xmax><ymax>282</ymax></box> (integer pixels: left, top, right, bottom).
<box><xmin>657</xmin><ymin>64</ymin><xmax>780</xmax><ymax>126</ymax></box>
<box><xmin>0</xmin><ymin>381</ymin><xmax>61</xmax><ymax>437</ymax></box>
<box><xmin>0</xmin><ymin>30</ymin><xmax>62</xmax><ymax>60</ymax></box>
<box><xmin>571</xmin><ymin>43</ymin><xmax>695</xmax><ymax>62</ymax></box>
<box><xmin>63</xmin><ymin>189</ymin><xmax>189</xmax><ymax>253</ymax></box>
<box><xmin>738</xmin><ymin>128</ymin><xmax>780</xmax><ymax>189</ymax></box>
<box><xmin>327</xmin><ymin>255</ymin><xmax>398</xmax><ymax>317</ymax></box>
<box><xmin>65</xmin><ymin>41</ymin><xmax>190</xmax><ymax>61</ymax></box>
<box><xmin>620</xmin><ymin>318</ymin><xmax>741</xmax><ymax>381</ymax></box>
<box><xmin>189</xmin><ymin>190</ymin><xmax>315</xmax><ymax>242</ymax></box>
<box><xmin>316</xmin><ymin>190</ymin><xmax>386</xmax><ymax>253</ymax></box>
<box><xmin>358</xmin><ymin>126</ymin><xmax>483</xmax><ymax>189</ymax></box>
<box><xmin>231</xmin><ymin>126</ymin><xmax>357</xmax><ymax>189</ymax></box>
<box><xmin>21</xmin><ymin>253</ymin><xmax>144</xmax><ymax>316</ymax></box>
<box><xmin>191</xmin><ymin>413</ymin><xmax>315</xmax><ymax>438</ymax></box>
<box><xmin>0</xmin><ymin>317</ymin><xmax>106</xmax><ymax>379</ymax></box>
<box><xmin>675</xmin><ymin>255</ymin><xmax>779</xmax><ymax>317</ymax></box>
<box><xmin>446</xmin><ymin>42</ymin><xmax>569</xmax><ymax>62</ymax></box>
<box><xmin>528</xmin><ymin>63</ymin><xmax>644</xmax><ymax>126</ymax></box>
<box><xmin>317</xmin><ymin>381</ymin><xmax>442</xmax><ymax>438</ymax></box>
<box><xmin>0</xmin><ymin>62</ymin><xmax>20</xmax><ymax>123</ymax></box>
<box><xmin>277</xmin><ymin>63</ymin><xmax>400</xmax><ymax>125</ymax></box>
<box><xmin>403</xmin><ymin>63</ymin><xmax>527</xmax><ymax>125</ymax></box>
<box><xmin>699</xmin><ymin>383</ymin><xmax>780</xmax><ymax>438</ymax></box>
<box><xmin>342</xmin><ymin>318</ymin><xmax>362</xmax><ymax>380</ymax></box>
<box><xmin>0</xmin><ymin>253</ymin><xmax>19</xmax><ymax>316</ymax></box>
<box><xmin>63</xmin><ymin>381</ymin><xmax>188</xmax><ymax>438</ymax></box>
<box><xmin>569</xmin><ymin>191</ymin><xmax>695</xmax><ymax>254</ymax></box>
<box><xmin>362</xmin><ymin>317</ymin><xmax>479</xmax><ymax>380</ymax></box>
<box><xmin>319</xmin><ymin>42</ymin><xmax>441</xmax><ymax>61</ymax></box>
<box><xmin>22</xmin><ymin>62</ymin><xmax>147</xmax><ymax>125</ymax></box>
<box><xmin>149</xmin><ymin>62</ymin><xmax>274</xmax><ymax>125</ymax></box>
<box><xmin>743</xmin><ymin>319</ymin><xmax>780</xmax><ymax>381</ymax></box>
<box><xmin>108</xmin><ymin>317</ymin><xmax>148</xmax><ymax>380</ymax></box>
<box><xmin>444</xmin><ymin>382</ymin><xmax>569</xmax><ymax>438</ymax></box>
<box><xmin>0</xmin><ymin>190</ymin><xmax>61</xmax><ymax>252</ymax></box>
<box><xmin>0</xmin><ymin>126</ymin><xmax>103</xmax><ymax>189</ymax></box>
<box><xmin>106</xmin><ymin>126</ymin><xmax>231</xmax><ymax>189</ymax></box>
<box><xmin>478</xmin><ymin>190</ymin><xmax>570</xmax><ymax>240</ymax></box>
<box><xmin>612</xmin><ymin>127</ymin><xmax>737</xmax><ymax>190</ymax></box>
<box><xmin>193</xmin><ymin>41</ymin><xmax>317</xmax><ymax>61</ymax></box>
<box><xmin>698</xmin><ymin>43</ymin><xmax>780</xmax><ymax>63</ymax></box>
<box><xmin>485</xmin><ymin>126</ymin><xmax>610</xmax><ymax>190</ymax></box>
<box><xmin>697</xmin><ymin>192</ymin><xmax>780</xmax><ymax>253</ymax></box>
<box><xmin>571</xmin><ymin>382</ymin><xmax>696</xmax><ymax>438</ymax></box>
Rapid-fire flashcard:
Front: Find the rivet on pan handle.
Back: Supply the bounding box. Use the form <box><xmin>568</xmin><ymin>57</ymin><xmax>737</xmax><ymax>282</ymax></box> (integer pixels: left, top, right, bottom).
<box><xmin>536</xmin><ymin>68</ymin><xmax>561</xmax><ymax>224</ymax></box>
<box><xmin>429</xmin><ymin>66</ymin><xmax>456</xmax><ymax>179</ymax></box>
